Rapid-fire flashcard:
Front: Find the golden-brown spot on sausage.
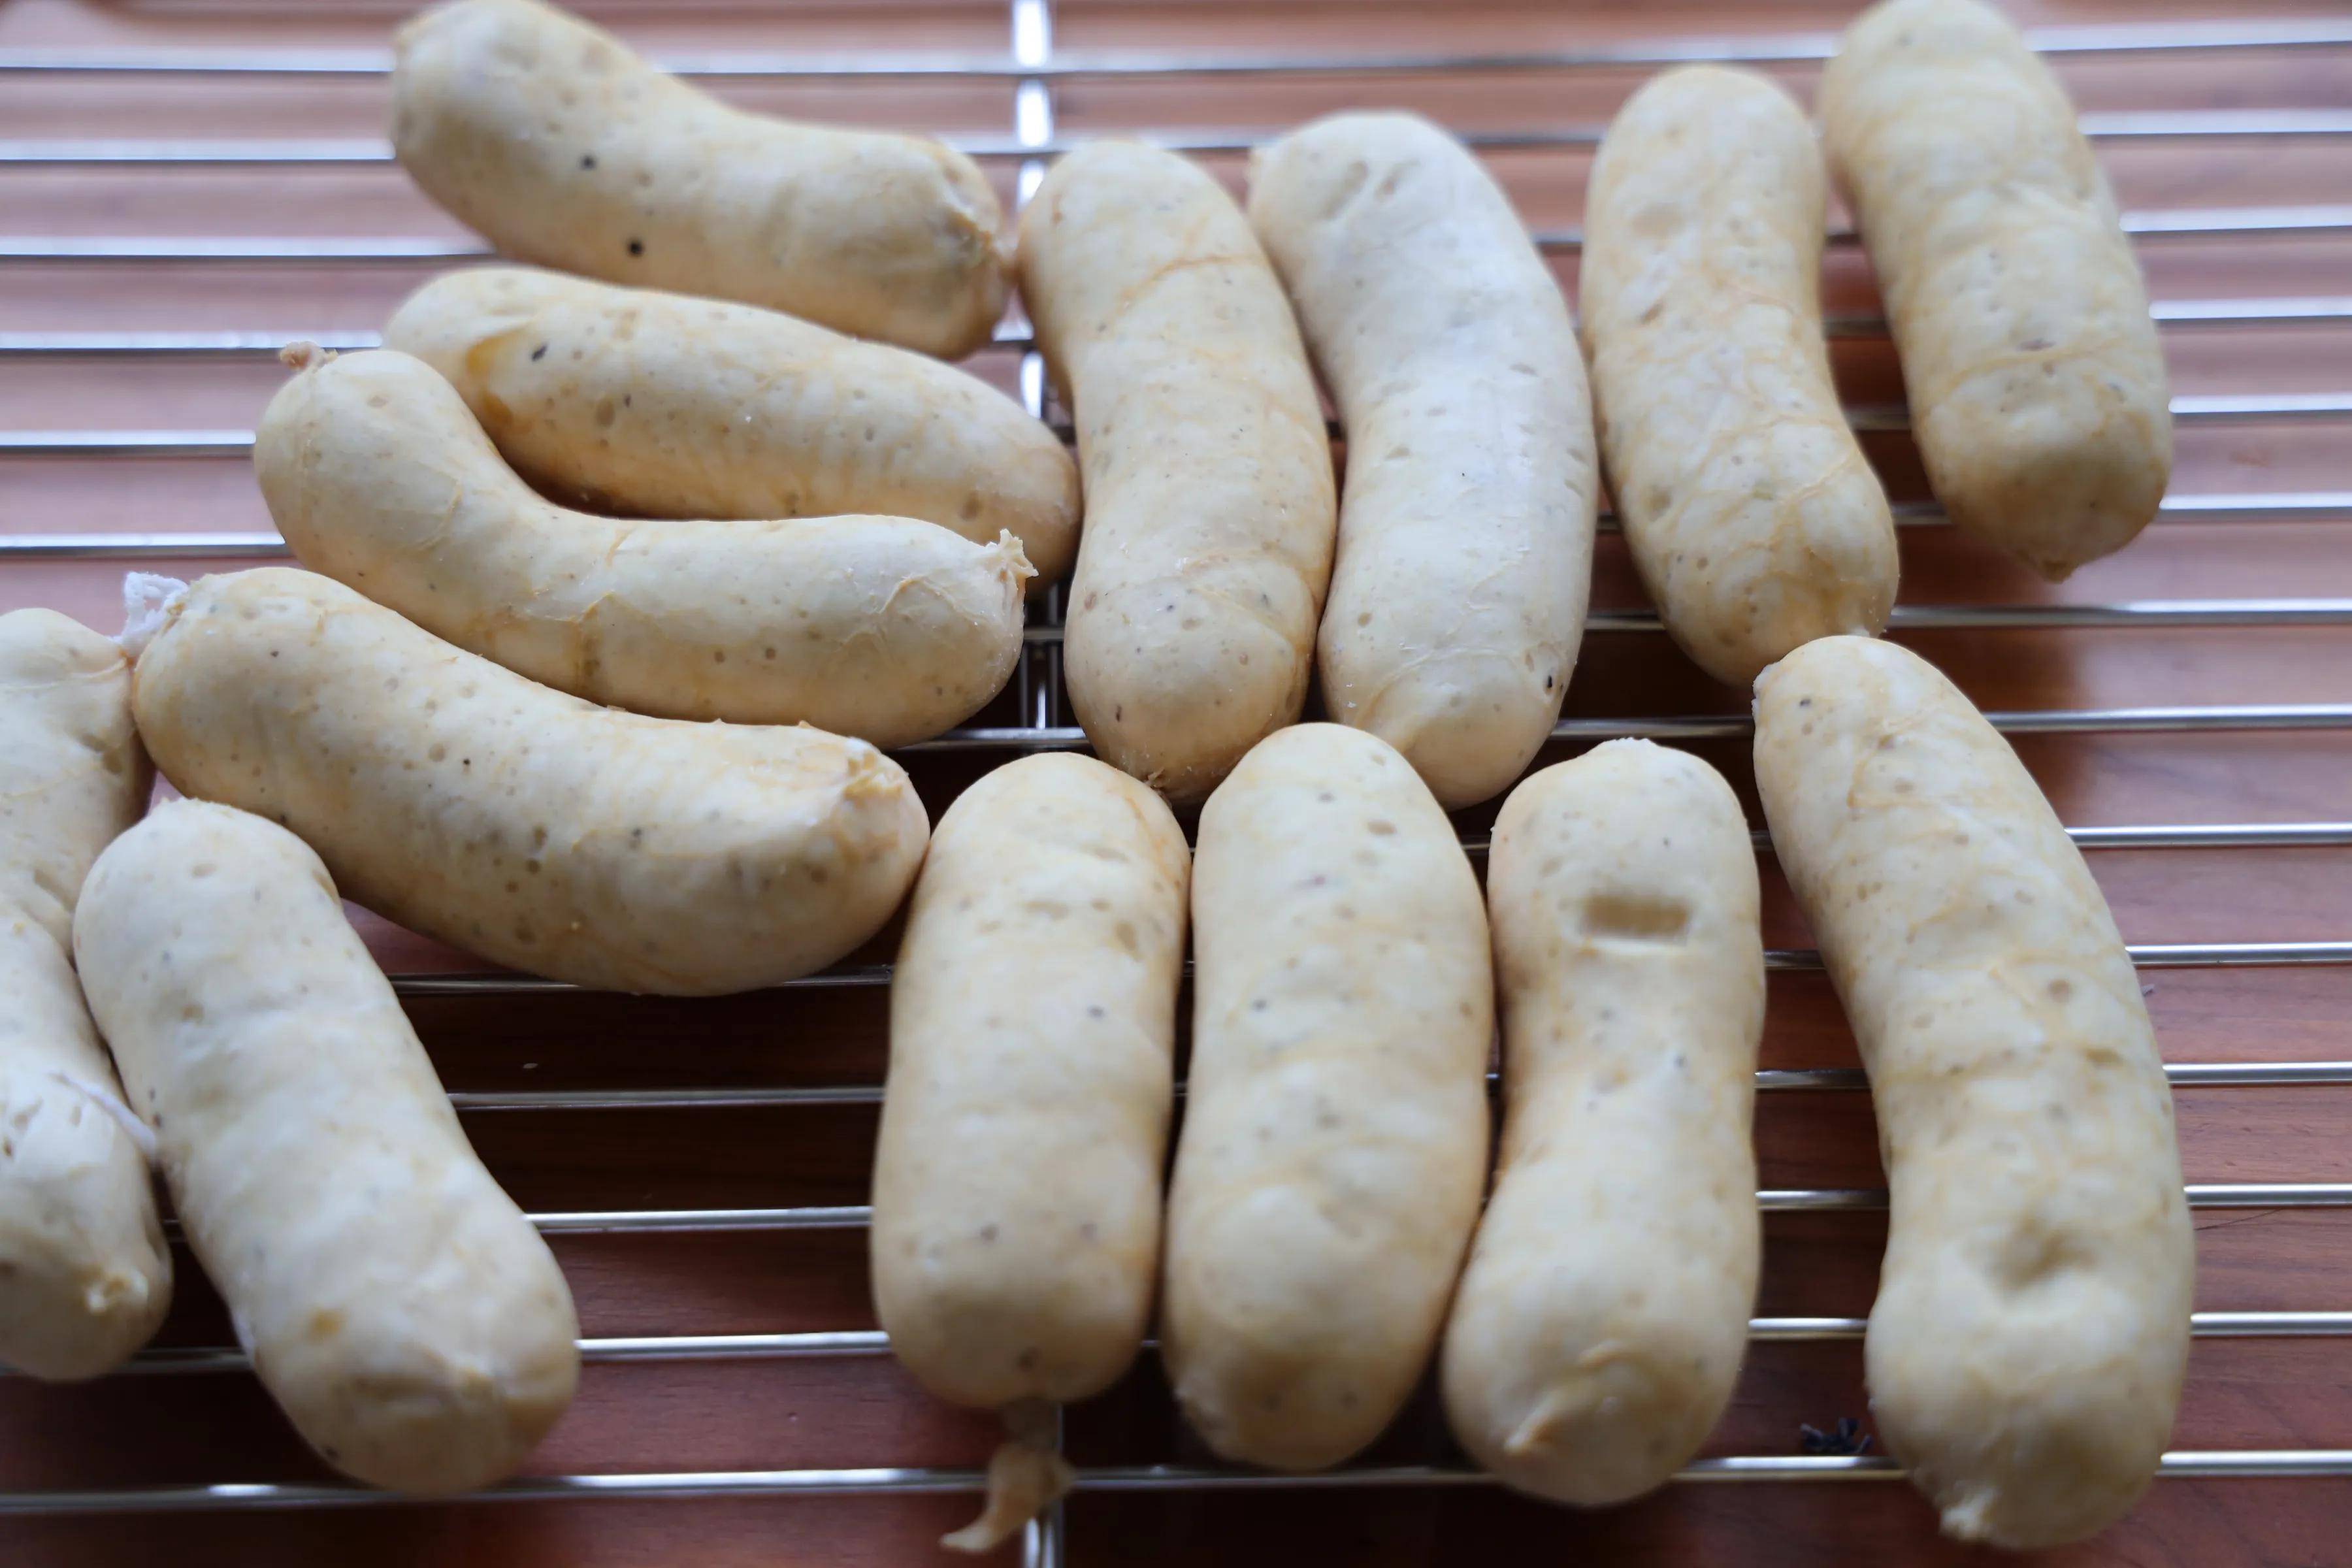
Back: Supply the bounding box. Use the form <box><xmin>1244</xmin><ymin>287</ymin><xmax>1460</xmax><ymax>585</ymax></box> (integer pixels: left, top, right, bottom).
<box><xmin>1583</xmin><ymin>892</ymin><xmax>1690</xmax><ymax>942</ymax></box>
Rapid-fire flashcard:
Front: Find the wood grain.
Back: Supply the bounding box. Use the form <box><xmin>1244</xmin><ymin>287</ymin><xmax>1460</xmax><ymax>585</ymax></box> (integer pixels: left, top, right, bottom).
<box><xmin>3</xmin><ymin>1</ymin><xmax>2349</xmax><ymax>1563</ymax></box>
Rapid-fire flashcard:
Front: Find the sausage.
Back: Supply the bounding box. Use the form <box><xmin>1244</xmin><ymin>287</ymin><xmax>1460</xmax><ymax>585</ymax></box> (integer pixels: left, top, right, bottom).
<box><xmin>1582</xmin><ymin>67</ymin><xmax>1899</xmax><ymax>685</ymax></box>
<box><xmin>74</xmin><ymin>798</ymin><xmax>578</xmax><ymax>1491</ymax></box>
<box><xmin>1018</xmin><ymin>142</ymin><xmax>1338</xmax><ymax>802</ymax></box>
<box><xmin>1162</xmin><ymin>723</ymin><xmax>1490</xmax><ymax>1468</ymax></box>
<box><xmin>1753</xmin><ymin>634</ymin><xmax>2193</xmax><ymax>1546</ymax></box>
<box><xmin>255</xmin><ymin>346</ymin><xmax>1031</xmax><ymax>745</ymax></box>
<box><xmin>1820</xmin><ymin>0</ymin><xmax>2171</xmax><ymax>578</ymax></box>
<box><xmin>382</xmin><ymin>268</ymin><xmax>1078</xmax><ymax>583</ymax></box>
<box><xmin>390</xmin><ymin>0</ymin><xmax>1007</xmax><ymax>359</ymax></box>
<box><xmin>0</xmin><ymin>610</ymin><xmax>169</xmax><ymax>1380</ymax></box>
<box><xmin>871</xmin><ymin>753</ymin><xmax>1189</xmax><ymax>1550</ymax></box>
<box><xmin>1248</xmin><ymin>112</ymin><xmax>1597</xmax><ymax>808</ymax></box>
<box><xmin>125</xmin><ymin>568</ymin><xmax>928</xmax><ymax>996</ymax></box>
<box><xmin>1441</xmin><ymin>739</ymin><xmax>1763</xmax><ymax>1504</ymax></box>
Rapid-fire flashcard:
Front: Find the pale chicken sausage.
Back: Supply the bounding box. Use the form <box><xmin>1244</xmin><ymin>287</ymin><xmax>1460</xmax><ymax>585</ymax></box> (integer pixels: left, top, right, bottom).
<box><xmin>1820</xmin><ymin>0</ymin><xmax>2170</xmax><ymax>578</ymax></box>
<box><xmin>1441</xmin><ymin>740</ymin><xmax>1763</xmax><ymax>1505</ymax></box>
<box><xmin>382</xmin><ymin>269</ymin><xmax>1077</xmax><ymax>583</ymax></box>
<box><xmin>872</xmin><ymin>753</ymin><xmax>1189</xmax><ymax>1550</ymax></box>
<box><xmin>0</xmin><ymin>610</ymin><xmax>169</xmax><ymax>1380</ymax></box>
<box><xmin>257</xmin><ymin>346</ymin><xmax>1030</xmax><ymax>745</ymax></box>
<box><xmin>1754</xmin><ymin>636</ymin><xmax>2193</xmax><ymax>1548</ymax></box>
<box><xmin>1583</xmin><ymin>67</ymin><xmax>1897</xmax><ymax>685</ymax></box>
<box><xmin>391</xmin><ymin>0</ymin><xmax>1007</xmax><ymax>358</ymax></box>
<box><xmin>1019</xmin><ymin>143</ymin><xmax>1337</xmax><ymax>802</ymax></box>
<box><xmin>76</xmin><ymin>800</ymin><xmax>578</xmax><ymax>1492</ymax></box>
<box><xmin>1162</xmin><ymin>723</ymin><xmax>1490</xmax><ymax>1469</ymax></box>
<box><xmin>127</xmin><ymin>569</ymin><xmax>928</xmax><ymax>995</ymax></box>
<box><xmin>1249</xmin><ymin>111</ymin><xmax>1596</xmax><ymax>807</ymax></box>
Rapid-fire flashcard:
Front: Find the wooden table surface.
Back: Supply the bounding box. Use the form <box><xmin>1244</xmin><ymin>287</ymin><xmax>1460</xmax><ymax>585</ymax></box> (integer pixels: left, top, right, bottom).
<box><xmin>3</xmin><ymin>0</ymin><xmax>2350</xmax><ymax>1563</ymax></box>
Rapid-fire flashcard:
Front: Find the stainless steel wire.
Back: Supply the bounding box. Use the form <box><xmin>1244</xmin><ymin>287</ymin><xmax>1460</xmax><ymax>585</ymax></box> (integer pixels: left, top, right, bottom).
<box><xmin>2</xmin><ymin>293</ymin><xmax>2344</xmax><ymax>359</ymax></box>
<box><xmin>5</xmin><ymin>106</ymin><xmax>2352</xmax><ymax>166</ymax></box>
<box><xmin>16</xmin><ymin>203</ymin><xmax>2352</xmax><ymax>266</ymax></box>
<box><xmin>3</xmin><ymin>493</ymin><xmax>2345</xmax><ymax>564</ymax></box>
<box><xmin>42</xmin><ymin>1309</ymin><xmax>2352</xmax><ymax>1382</ymax></box>
<box><xmin>0</xmin><ymin>15</ymin><xmax>2347</xmax><ymax>76</ymax></box>
<box><xmin>8</xmin><ymin>1450</ymin><xmax>2351</xmax><ymax>1517</ymax></box>
<box><xmin>3</xmin><ymin>391</ymin><xmax>2342</xmax><ymax>461</ymax></box>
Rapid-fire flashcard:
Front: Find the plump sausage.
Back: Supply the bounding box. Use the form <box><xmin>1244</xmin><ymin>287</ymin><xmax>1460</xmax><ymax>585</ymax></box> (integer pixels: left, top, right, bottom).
<box><xmin>1441</xmin><ymin>739</ymin><xmax>1763</xmax><ymax>1504</ymax></box>
<box><xmin>391</xmin><ymin>0</ymin><xmax>1007</xmax><ymax>358</ymax></box>
<box><xmin>1754</xmin><ymin>635</ymin><xmax>2193</xmax><ymax>1546</ymax></box>
<box><xmin>0</xmin><ymin>610</ymin><xmax>169</xmax><ymax>1380</ymax></box>
<box><xmin>256</xmin><ymin>346</ymin><xmax>1030</xmax><ymax>745</ymax></box>
<box><xmin>75</xmin><ymin>799</ymin><xmax>579</xmax><ymax>1492</ymax></box>
<box><xmin>1162</xmin><ymin>723</ymin><xmax>1490</xmax><ymax>1469</ymax></box>
<box><xmin>382</xmin><ymin>268</ymin><xmax>1078</xmax><ymax>583</ymax></box>
<box><xmin>1248</xmin><ymin>111</ymin><xmax>1596</xmax><ymax>806</ymax></box>
<box><xmin>125</xmin><ymin>568</ymin><xmax>928</xmax><ymax>995</ymax></box>
<box><xmin>1583</xmin><ymin>67</ymin><xmax>1898</xmax><ymax>685</ymax></box>
<box><xmin>1820</xmin><ymin>0</ymin><xmax>2171</xmax><ymax>578</ymax></box>
<box><xmin>872</xmin><ymin>753</ymin><xmax>1189</xmax><ymax>1550</ymax></box>
<box><xmin>1018</xmin><ymin>142</ymin><xmax>1337</xmax><ymax>802</ymax></box>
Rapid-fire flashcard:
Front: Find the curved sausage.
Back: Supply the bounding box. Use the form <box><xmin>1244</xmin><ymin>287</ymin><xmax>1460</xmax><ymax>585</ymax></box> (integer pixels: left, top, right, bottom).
<box><xmin>257</xmin><ymin>346</ymin><xmax>1030</xmax><ymax>745</ymax></box>
<box><xmin>1754</xmin><ymin>635</ymin><xmax>2193</xmax><ymax>1546</ymax></box>
<box><xmin>383</xmin><ymin>268</ymin><xmax>1077</xmax><ymax>583</ymax></box>
<box><xmin>1018</xmin><ymin>142</ymin><xmax>1337</xmax><ymax>802</ymax></box>
<box><xmin>1249</xmin><ymin>111</ymin><xmax>1596</xmax><ymax>806</ymax></box>
<box><xmin>1584</xmin><ymin>67</ymin><xmax>1897</xmax><ymax>684</ymax></box>
<box><xmin>391</xmin><ymin>0</ymin><xmax>1007</xmax><ymax>357</ymax></box>
<box><xmin>127</xmin><ymin>568</ymin><xmax>928</xmax><ymax>995</ymax></box>
<box><xmin>76</xmin><ymin>799</ymin><xmax>578</xmax><ymax>1492</ymax></box>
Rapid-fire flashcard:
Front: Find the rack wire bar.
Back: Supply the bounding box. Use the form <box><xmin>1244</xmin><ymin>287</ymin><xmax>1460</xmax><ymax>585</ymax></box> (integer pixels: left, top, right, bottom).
<box><xmin>10</xmin><ymin>391</ymin><xmax>2338</xmax><ymax>461</ymax></box>
<box><xmin>376</xmin><ymin>936</ymin><xmax>2352</xmax><ymax>1000</ymax></box>
<box><xmin>1756</xmin><ymin>1061</ymin><xmax>2352</xmax><ymax>1093</ymax></box>
<box><xmin>0</xmin><ymin>235</ymin><xmax>493</xmax><ymax>263</ymax></box>
<box><xmin>6</xmin><ymin>108</ymin><xmax>2350</xmax><ymax>168</ymax></box>
<box><xmin>14</xmin><ymin>204</ymin><xmax>2351</xmax><ymax>270</ymax></box>
<box><xmin>1845</xmin><ymin>390</ymin><xmax>2352</xmax><ymax>431</ymax></box>
<box><xmin>0</xmin><ymin>330</ymin><xmax>384</xmax><ymax>358</ymax></box>
<box><xmin>433</xmin><ymin>1058</ymin><xmax>2352</xmax><ymax>1115</ymax></box>
<box><xmin>495</xmin><ymin>1183</ymin><xmax>2352</xmax><ymax>1236</ymax></box>
<box><xmin>4</xmin><ymin>297</ymin><xmax>2344</xmax><ymax>363</ymax></box>
<box><xmin>11</xmin><ymin>203</ymin><xmax>2351</xmax><ymax>274</ymax></box>
<box><xmin>902</xmin><ymin>703</ymin><xmax>2352</xmax><ymax>755</ymax></box>
<box><xmin>1592</xmin><ymin>600</ymin><xmax>2352</xmax><ymax>633</ymax></box>
<box><xmin>1002</xmin><ymin>19</ymin><xmax>1070</xmax><ymax>1556</ymax></box>
<box><xmin>0</xmin><ymin>532</ymin><xmax>287</xmax><ymax>559</ymax></box>
<box><xmin>64</xmin><ymin>1308</ymin><xmax>2352</xmax><ymax>1380</ymax></box>
<box><xmin>1614</xmin><ymin>700</ymin><xmax>2352</xmax><ymax>740</ymax></box>
<box><xmin>4</xmin><ymin>493</ymin><xmax>2344</xmax><ymax>565</ymax></box>
<box><xmin>5</xmin><ymin>1449</ymin><xmax>2349</xmax><ymax>1516</ymax></box>
<box><xmin>3</xmin><ymin>16</ymin><xmax>2349</xmax><ymax>78</ymax></box>
<box><xmin>1535</xmin><ymin>204</ymin><xmax>2352</xmax><ymax>249</ymax></box>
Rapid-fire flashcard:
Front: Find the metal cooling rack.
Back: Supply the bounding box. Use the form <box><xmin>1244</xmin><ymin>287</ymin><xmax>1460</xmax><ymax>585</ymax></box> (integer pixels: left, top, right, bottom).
<box><xmin>5</xmin><ymin>3</ymin><xmax>2352</xmax><ymax>1563</ymax></box>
